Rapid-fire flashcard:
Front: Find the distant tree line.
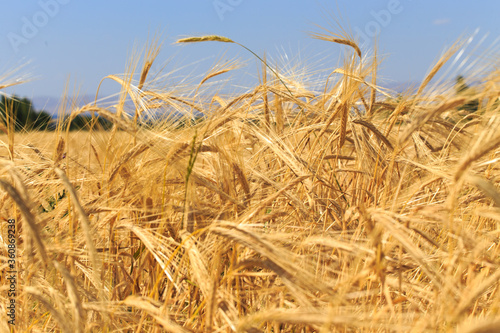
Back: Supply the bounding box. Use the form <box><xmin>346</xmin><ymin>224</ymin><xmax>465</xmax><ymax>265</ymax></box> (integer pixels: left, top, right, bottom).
<box><xmin>0</xmin><ymin>95</ymin><xmax>112</xmax><ymax>131</ymax></box>
<box><xmin>0</xmin><ymin>95</ymin><xmax>52</xmax><ymax>131</ymax></box>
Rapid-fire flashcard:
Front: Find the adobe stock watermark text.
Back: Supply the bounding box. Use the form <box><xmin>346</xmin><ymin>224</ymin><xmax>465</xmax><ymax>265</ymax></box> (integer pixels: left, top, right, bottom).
<box><xmin>7</xmin><ymin>0</ymin><xmax>71</xmax><ymax>53</ymax></box>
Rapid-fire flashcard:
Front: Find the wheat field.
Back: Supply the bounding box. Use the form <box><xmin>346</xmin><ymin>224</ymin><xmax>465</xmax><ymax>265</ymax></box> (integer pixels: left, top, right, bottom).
<box><xmin>1</xmin><ymin>31</ymin><xmax>500</xmax><ymax>332</ymax></box>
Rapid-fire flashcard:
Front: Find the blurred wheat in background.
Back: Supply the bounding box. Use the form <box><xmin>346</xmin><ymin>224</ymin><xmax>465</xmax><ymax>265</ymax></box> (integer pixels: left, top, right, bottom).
<box><xmin>1</xmin><ymin>27</ymin><xmax>500</xmax><ymax>332</ymax></box>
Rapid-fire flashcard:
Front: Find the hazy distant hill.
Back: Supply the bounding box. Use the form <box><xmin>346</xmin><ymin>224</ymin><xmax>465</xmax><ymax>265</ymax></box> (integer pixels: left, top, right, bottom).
<box><xmin>30</xmin><ymin>81</ymin><xmax>422</xmax><ymax>117</ymax></box>
<box><xmin>31</xmin><ymin>95</ymin><xmax>98</xmax><ymax>117</ymax></box>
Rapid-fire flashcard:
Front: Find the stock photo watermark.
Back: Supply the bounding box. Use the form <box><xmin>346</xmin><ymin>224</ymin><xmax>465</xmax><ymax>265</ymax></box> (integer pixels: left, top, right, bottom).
<box><xmin>213</xmin><ymin>0</ymin><xmax>409</xmax><ymax>37</ymax></box>
<box><xmin>354</xmin><ymin>0</ymin><xmax>409</xmax><ymax>45</ymax></box>
<box><xmin>213</xmin><ymin>0</ymin><xmax>244</xmax><ymax>21</ymax></box>
<box><xmin>7</xmin><ymin>0</ymin><xmax>70</xmax><ymax>53</ymax></box>
<box><xmin>6</xmin><ymin>218</ymin><xmax>17</xmax><ymax>326</ymax></box>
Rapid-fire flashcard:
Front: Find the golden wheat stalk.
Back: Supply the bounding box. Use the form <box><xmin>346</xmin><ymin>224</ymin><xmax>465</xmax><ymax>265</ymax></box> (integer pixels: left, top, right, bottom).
<box><xmin>455</xmin><ymin>132</ymin><xmax>500</xmax><ymax>181</ymax></box>
<box><xmin>338</xmin><ymin>102</ymin><xmax>349</xmax><ymax>149</ymax></box>
<box><xmin>368</xmin><ymin>45</ymin><xmax>378</xmax><ymax>116</ymax></box>
<box><xmin>352</xmin><ymin>119</ymin><xmax>394</xmax><ymax>150</ymax></box>
<box><xmin>176</xmin><ymin>35</ymin><xmax>234</xmax><ymax>43</ymax></box>
<box><xmin>138</xmin><ymin>37</ymin><xmax>162</xmax><ymax>90</ymax></box>
<box><xmin>108</xmin><ymin>141</ymin><xmax>151</xmax><ymax>182</ymax></box>
<box><xmin>310</xmin><ymin>32</ymin><xmax>362</xmax><ymax>59</ymax></box>
<box><xmin>55</xmin><ymin>167</ymin><xmax>105</xmax><ymax>300</ymax></box>
<box><xmin>53</xmin><ymin>261</ymin><xmax>86</xmax><ymax>333</ymax></box>
<box><xmin>415</xmin><ymin>39</ymin><xmax>463</xmax><ymax>97</ymax></box>
<box><xmin>176</xmin><ymin>34</ymin><xmax>295</xmax><ymax>97</ymax></box>
<box><xmin>25</xmin><ymin>287</ymin><xmax>74</xmax><ymax>333</ymax></box>
<box><xmin>399</xmin><ymin>97</ymin><xmax>466</xmax><ymax>146</ymax></box>
<box><xmin>0</xmin><ymin>179</ymin><xmax>49</xmax><ymax>263</ymax></box>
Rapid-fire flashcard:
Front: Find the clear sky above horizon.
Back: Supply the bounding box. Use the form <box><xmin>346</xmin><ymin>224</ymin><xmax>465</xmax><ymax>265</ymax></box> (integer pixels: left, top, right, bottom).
<box><xmin>1</xmin><ymin>0</ymin><xmax>499</xmax><ymax>104</ymax></box>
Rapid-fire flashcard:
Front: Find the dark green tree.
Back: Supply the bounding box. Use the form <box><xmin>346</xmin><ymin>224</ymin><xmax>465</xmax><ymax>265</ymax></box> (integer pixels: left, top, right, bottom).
<box><xmin>0</xmin><ymin>95</ymin><xmax>54</xmax><ymax>131</ymax></box>
<box><xmin>66</xmin><ymin>114</ymin><xmax>113</xmax><ymax>131</ymax></box>
<box><xmin>455</xmin><ymin>75</ymin><xmax>479</xmax><ymax>113</ymax></box>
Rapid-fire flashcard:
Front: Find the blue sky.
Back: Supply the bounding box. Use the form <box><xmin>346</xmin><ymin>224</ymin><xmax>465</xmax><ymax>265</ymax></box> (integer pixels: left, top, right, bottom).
<box><xmin>1</xmin><ymin>0</ymin><xmax>499</xmax><ymax>109</ymax></box>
